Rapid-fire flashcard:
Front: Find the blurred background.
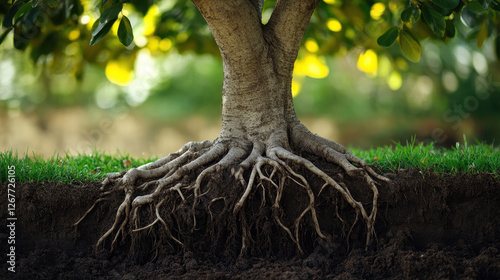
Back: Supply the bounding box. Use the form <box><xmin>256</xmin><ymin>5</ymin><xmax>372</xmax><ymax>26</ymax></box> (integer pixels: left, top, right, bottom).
<box><xmin>1</xmin><ymin>0</ymin><xmax>499</xmax><ymax>158</ymax></box>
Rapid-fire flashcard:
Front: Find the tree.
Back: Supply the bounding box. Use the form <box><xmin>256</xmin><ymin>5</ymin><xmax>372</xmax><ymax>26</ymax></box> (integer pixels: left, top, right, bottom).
<box><xmin>2</xmin><ymin>0</ymin><xmax>499</xmax><ymax>256</ymax></box>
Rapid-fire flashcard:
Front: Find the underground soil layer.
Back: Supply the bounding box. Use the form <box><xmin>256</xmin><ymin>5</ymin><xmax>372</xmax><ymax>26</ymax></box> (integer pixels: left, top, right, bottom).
<box><xmin>1</xmin><ymin>168</ymin><xmax>499</xmax><ymax>279</ymax></box>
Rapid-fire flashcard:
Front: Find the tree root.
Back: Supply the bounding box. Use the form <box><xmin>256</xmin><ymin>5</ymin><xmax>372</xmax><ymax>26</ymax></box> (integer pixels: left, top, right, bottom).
<box><xmin>75</xmin><ymin>135</ymin><xmax>389</xmax><ymax>257</ymax></box>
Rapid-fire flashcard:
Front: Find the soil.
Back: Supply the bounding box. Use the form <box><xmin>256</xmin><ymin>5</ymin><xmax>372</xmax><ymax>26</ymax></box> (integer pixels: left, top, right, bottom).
<box><xmin>1</xmin><ymin>168</ymin><xmax>500</xmax><ymax>279</ymax></box>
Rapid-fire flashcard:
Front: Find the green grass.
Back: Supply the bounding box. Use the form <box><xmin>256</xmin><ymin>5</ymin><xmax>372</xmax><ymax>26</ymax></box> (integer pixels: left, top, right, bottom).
<box><xmin>0</xmin><ymin>150</ymin><xmax>157</xmax><ymax>183</ymax></box>
<box><xmin>1</xmin><ymin>139</ymin><xmax>499</xmax><ymax>183</ymax></box>
<box><xmin>351</xmin><ymin>138</ymin><xmax>500</xmax><ymax>176</ymax></box>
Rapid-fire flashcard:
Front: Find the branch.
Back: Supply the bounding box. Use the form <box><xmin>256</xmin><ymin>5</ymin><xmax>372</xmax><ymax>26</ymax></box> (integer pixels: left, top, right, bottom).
<box><xmin>264</xmin><ymin>0</ymin><xmax>320</xmax><ymax>72</ymax></box>
<box><xmin>191</xmin><ymin>0</ymin><xmax>266</xmax><ymax>64</ymax></box>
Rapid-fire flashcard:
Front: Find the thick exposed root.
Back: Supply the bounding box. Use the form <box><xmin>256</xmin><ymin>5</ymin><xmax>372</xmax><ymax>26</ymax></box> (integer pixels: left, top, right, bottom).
<box><xmin>75</xmin><ymin>134</ymin><xmax>389</xmax><ymax>256</ymax></box>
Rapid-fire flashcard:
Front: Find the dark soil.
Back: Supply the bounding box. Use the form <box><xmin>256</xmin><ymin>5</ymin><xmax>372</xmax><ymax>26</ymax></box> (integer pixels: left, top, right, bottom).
<box><xmin>1</xmin><ymin>168</ymin><xmax>500</xmax><ymax>279</ymax></box>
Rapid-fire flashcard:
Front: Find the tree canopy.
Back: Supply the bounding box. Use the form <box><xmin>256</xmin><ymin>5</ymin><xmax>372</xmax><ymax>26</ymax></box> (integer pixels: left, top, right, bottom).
<box><xmin>1</xmin><ymin>0</ymin><xmax>499</xmax><ymax>83</ymax></box>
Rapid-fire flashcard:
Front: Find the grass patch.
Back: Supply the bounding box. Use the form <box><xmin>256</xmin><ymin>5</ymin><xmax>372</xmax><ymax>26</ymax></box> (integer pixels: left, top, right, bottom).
<box><xmin>1</xmin><ymin>139</ymin><xmax>499</xmax><ymax>183</ymax></box>
<box><xmin>0</xmin><ymin>150</ymin><xmax>157</xmax><ymax>183</ymax></box>
<box><xmin>351</xmin><ymin>138</ymin><xmax>500</xmax><ymax>176</ymax></box>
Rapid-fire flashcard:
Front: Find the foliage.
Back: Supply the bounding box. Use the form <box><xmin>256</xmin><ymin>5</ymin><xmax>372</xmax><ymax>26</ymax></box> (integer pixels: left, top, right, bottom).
<box><xmin>374</xmin><ymin>0</ymin><xmax>500</xmax><ymax>62</ymax></box>
<box><xmin>2</xmin><ymin>140</ymin><xmax>498</xmax><ymax>183</ymax></box>
<box><xmin>1</xmin><ymin>0</ymin><xmax>499</xmax><ymax>76</ymax></box>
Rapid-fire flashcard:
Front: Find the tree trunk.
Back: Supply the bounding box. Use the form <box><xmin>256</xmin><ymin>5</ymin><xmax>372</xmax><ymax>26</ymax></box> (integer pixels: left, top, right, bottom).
<box><xmin>79</xmin><ymin>0</ymin><xmax>388</xmax><ymax>256</ymax></box>
<box><xmin>192</xmin><ymin>0</ymin><xmax>318</xmax><ymax>148</ymax></box>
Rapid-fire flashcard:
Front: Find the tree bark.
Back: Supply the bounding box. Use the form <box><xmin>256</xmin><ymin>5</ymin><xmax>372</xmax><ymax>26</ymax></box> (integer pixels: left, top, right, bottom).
<box><xmin>191</xmin><ymin>0</ymin><xmax>320</xmax><ymax>147</ymax></box>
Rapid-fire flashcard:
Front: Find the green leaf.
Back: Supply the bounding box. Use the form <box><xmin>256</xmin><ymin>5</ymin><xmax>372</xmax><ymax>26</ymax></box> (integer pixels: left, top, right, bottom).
<box><xmin>101</xmin><ymin>0</ymin><xmax>110</xmax><ymax>9</ymax></box>
<box><xmin>477</xmin><ymin>20</ymin><xmax>488</xmax><ymax>48</ymax></box>
<box><xmin>72</xmin><ymin>0</ymin><xmax>84</xmax><ymax>16</ymax></box>
<box><xmin>401</xmin><ymin>7</ymin><xmax>412</xmax><ymax>22</ymax></box>
<box><xmin>401</xmin><ymin>6</ymin><xmax>420</xmax><ymax>23</ymax></box>
<box><xmin>49</xmin><ymin>4</ymin><xmax>66</xmax><ymax>26</ymax></box>
<box><xmin>65</xmin><ymin>0</ymin><xmax>74</xmax><ymax>19</ymax></box>
<box><xmin>13</xmin><ymin>26</ymin><xmax>29</xmax><ymax>50</ymax></box>
<box><xmin>445</xmin><ymin>20</ymin><xmax>456</xmax><ymax>38</ymax></box>
<box><xmin>432</xmin><ymin>0</ymin><xmax>459</xmax><ymax>10</ymax></box>
<box><xmin>422</xmin><ymin>3</ymin><xmax>446</xmax><ymax>37</ymax></box>
<box><xmin>377</xmin><ymin>26</ymin><xmax>399</xmax><ymax>48</ymax></box>
<box><xmin>117</xmin><ymin>16</ymin><xmax>134</xmax><ymax>46</ymax></box>
<box><xmin>46</xmin><ymin>0</ymin><xmax>59</xmax><ymax>8</ymax></box>
<box><xmin>33</xmin><ymin>0</ymin><xmax>44</xmax><ymax>7</ymax></box>
<box><xmin>23</xmin><ymin>6</ymin><xmax>41</xmax><ymax>26</ymax></box>
<box><xmin>14</xmin><ymin>2</ymin><xmax>34</xmax><ymax>22</ymax></box>
<box><xmin>0</xmin><ymin>27</ymin><xmax>13</xmax><ymax>46</ymax></box>
<box><xmin>477</xmin><ymin>0</ymin><xmax>491</xmax><ymax>9</ymax></box>
<box><xmin>29</xmin><ymin>32</ymin><xmax>59</xmax><ymax>63</ymax></box>
<box><xmin>99</xmin><ymin>3</ymin><xmax>122</xmax><ymax>24</ymax></box>
<box><xmin>3</xmin><ymin>3</ymin><xmax>22</xmax><ymax>28</ymax></box>
<box><xmin>89</xmin><ymin>3</ymin><xmax>122</xmax><ymax>46</ymax></box>
<box><xmin>131</xmin><ymin>0</ymin><xmax>155</xmax><ymax>15</ymax></box>
<box><xmin>90</xmin><ymin>18</ymin><xmax>116</xmax><ymax>46</ymax></box>
<box><xmin>461</xmin><ymin>6</ymin><xmax>477</xmax><ymax>27</ymax></box>
<box><xmin>491</xmin><ymin>0</ymin><xmax>500</xmax><ymax>11</ymax></box>
<box><xmin>467</xmin><ymin>1</ymin><xmax>488</xmax><ymax>13</ymax></box>
<box><xmin>399</xmin><ymin>28</ymin><xmax>421</xmax><ymax>62</ymax></box>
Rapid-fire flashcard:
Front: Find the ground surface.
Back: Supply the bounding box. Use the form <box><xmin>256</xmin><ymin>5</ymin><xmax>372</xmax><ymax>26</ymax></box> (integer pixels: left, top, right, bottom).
<box><xmin>1</xmin><ymin>168</ymin><xmax>499</xmax><ymax>279</ymax></box>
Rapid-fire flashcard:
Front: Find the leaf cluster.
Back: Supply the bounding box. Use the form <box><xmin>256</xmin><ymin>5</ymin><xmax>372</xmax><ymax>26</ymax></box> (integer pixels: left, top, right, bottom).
<box><xmin>0</xmin><ymin>0</ymin><xmax>83</xmax><ymax>60</ymax></box>
<box><xmin>90</xmin><ymin>1</ymin><xmax>132</xmax><ymax>46</ymax></box>
<box><xmin>377</xmin><ymin>0</ymin><xmax>500</xmax><ymax>62</ymax></box>
<box><xmin>0</xmin><ymin>0</ymin><xmax>216</xmax><ymax>76</ymax></box>
<box><xmin>1</xmin><ymin>0</ymin><xmax>499</xmax><ymax>80</ymax></box>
